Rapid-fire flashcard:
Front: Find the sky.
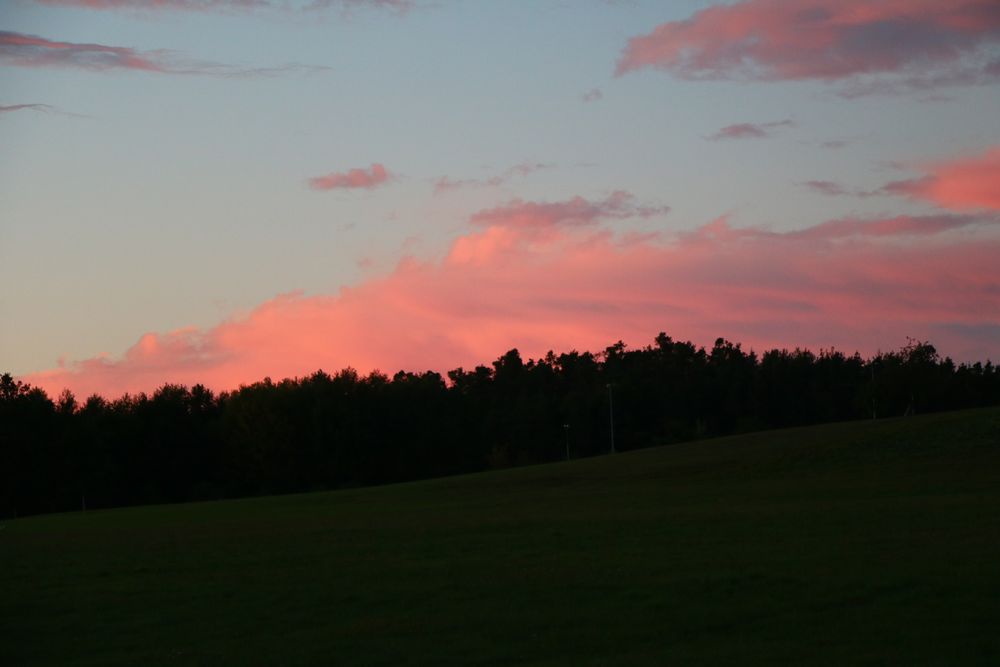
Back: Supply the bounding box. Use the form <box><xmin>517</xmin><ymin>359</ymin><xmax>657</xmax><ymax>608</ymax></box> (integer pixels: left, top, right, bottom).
<box><xmin>2</xmin><ymin>0</ymin><xmax>999</xmax><ymax>398</ymax></box>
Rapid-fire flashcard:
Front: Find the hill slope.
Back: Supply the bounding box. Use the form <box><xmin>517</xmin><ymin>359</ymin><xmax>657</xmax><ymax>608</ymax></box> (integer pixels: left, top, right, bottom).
<box><xmin>3</xmin><ymin>408</ymin><xmax>1000</xmax><ymax>665</ymax></box>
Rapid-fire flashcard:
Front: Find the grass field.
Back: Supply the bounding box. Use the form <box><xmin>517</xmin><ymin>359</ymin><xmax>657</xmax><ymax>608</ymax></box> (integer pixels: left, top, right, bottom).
<box><xmin>3</xmin><ymin>408</ymin><xmax>1000</xmax><ymax>665</ymax></box>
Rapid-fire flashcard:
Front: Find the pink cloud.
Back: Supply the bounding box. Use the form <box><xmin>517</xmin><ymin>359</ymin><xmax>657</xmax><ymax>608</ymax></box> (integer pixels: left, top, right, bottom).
<box><xmin>0</xmin><ymin>30</ymin><xmax>172</xmax><ymax>72</ymax></box>
<box><xmin>0</xmin><ymin>30</ymin><xmax>326</xmax><ymax>76</ymax></box>
<box><xmin>308</xmin><ymin>163</ymin><xmax>391</xmax><ymax>191</ymax></box>
<box><xmin>616</xmin><ymin>0</ymin><xmax>1000</xmax><ymax>92</ymax></box>
<box><xmin>708</xmin><ymin>119</ymin><xmax>793</xmax><ymax>141</ymax></box>
<box><xmin>23</xmin><ymin>207</ymin><xmax>1000</xmax><ymax>399</ymax></box>
<box><xmin>884</xmin><ymin>147</ymin><xmax>1000</xmax><ymax>212</ymax></box>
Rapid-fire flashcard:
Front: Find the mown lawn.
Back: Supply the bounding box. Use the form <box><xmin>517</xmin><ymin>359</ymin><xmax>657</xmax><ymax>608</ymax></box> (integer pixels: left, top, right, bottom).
<box><xmin>3</xmin><ymin>408</ymin><xmax>1000</xmax><ymax>665</ymax></box>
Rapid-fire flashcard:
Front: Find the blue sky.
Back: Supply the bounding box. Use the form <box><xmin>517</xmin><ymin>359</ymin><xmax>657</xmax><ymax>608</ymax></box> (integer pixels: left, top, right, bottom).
<box><xmin>2</xmin><ymin>0</ymin><xmax>999</xmax><ymax>396</ymax></box>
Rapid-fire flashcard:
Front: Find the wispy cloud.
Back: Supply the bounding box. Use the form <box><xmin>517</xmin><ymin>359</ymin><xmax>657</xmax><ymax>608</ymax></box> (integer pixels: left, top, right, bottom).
<box><xmin>801</xmin><ymin>180</ymin><xmax>850</xmax><ymax>197</ymax></box>
<box><xmin>35</xmin><ymin>0</ymin><xmax>268</xmax><ymax>8</ymax></box>
<box><xmin>582</xmin><ymin>88</ymin><xmax>603</xmax><ymax>103</ymax></box>
<box><xmin>468</xmin><ymin>191</ymin><xmax>668</xmax><ymax>230</ymax></box>
<box><xmin>686</xmin><ymin>212</ymin><xmax>994</xmax><ymax>244</ymax></box>
<box><xmin>304</xmin><ymin>0</ymin><xmax>413</xmax><ymax>13</ymax></box>
<box><xmin>0</xmin><ymin>102</ymin><xmax>87</xmax><ymax>118</ymax></box>
<box><xmin>837</xmin><ymin>60</ymin><xmax>1000</xmax><ymax>98</ymax></box>
<box><xmin>1</xmin><ymin>30</ymin><xmax>174</xmax><ymax>72</ymax></box>
<box><xmin>707</xmin><ymin>119</ymin><xmax>793</xmax><ymax>141</ymax></box>
<box><xmin>783</xmin><ymin>214</ymin><xmax>988</xmax><ymax>240</ymax></box>
<box><xmin>0</xmin><ymin>30</ymin><xmax>328</xmax><ymax>76</ymax></box>
<box><xmin>308</xmin><ymin>163</ymin><xmax>391</xmax><ymax>191</ymax></box>
<box><xmin>616</xmin><ymin>0</ymin><xmax>1000</xmax><ymax>96</ymax></box>
<box><xmin>798</xmin><ymin>180</ymin><xmax>879</xmax><ymax>198</ymax></box>
<box><xmin>0</xmin><ymin>103</ymin><xmax>56</xmax><ymax>115</ymax></box>
<box><xmin>433</xmin><ymin>162</ymin><xmax>552</xmax><ymax>194</ymax></box>
<box><xmin>34</xmin><ymin>0</ymin><xmax>413</xmax><ymax>12</ymax></box>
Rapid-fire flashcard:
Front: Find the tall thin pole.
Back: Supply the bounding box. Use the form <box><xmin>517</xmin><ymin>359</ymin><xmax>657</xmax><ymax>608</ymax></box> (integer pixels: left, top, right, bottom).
<box><xmin>563</xmin><ymin>423</ymin><xmax>570</xmax><ymax>461</ymax></box>
<box><xmin>871</xmin><ymin>365</ymin><xmax>876</xmax><ymax>420</ymax></box>
<box><xmin>607</xmin><ymin>383</ymin><xmax>616</xmax><ymax>454</ymax></box>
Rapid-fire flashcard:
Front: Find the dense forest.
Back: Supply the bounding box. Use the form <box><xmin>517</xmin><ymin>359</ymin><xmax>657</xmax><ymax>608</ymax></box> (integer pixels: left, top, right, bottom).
<box><xmin>3</xmin><ymin>334</ymin><xmax>999</xmax><ymax>518</ymax></box>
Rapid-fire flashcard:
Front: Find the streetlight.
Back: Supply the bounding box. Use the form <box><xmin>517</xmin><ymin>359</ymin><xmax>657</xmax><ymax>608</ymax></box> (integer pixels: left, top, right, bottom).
<box><xmin>606</xmin><ymin>383</ymin><xmax>616</xmax><ymax>454</ymax></box>
<box><xmin>563</xmin><ymin>423</ymin><xmax>570</xmax><ymax>460</ymax></box>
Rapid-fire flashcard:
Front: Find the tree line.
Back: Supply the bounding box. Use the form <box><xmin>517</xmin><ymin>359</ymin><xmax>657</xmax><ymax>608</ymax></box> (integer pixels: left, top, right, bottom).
<box><xmin>3</xmin><ymin>334</ymin><xmax>999</xmax><ymax>518</ymax></box>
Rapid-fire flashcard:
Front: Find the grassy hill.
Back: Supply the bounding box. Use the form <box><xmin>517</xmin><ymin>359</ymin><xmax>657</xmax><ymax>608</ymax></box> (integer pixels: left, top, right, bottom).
<box><xmin>3</xmin><ymin>408</ymin><xmax>1000</xmax><ymax>665</ymax></box>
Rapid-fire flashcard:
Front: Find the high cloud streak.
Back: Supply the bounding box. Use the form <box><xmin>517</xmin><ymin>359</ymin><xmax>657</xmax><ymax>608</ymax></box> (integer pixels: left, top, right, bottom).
<box><xmin>616</xmin><ymin>0</ymin><xmax>1000</xmax><ymax>93</ymax></box>
<box><xmin>0</xmin><ymin>30</ymin><xmax>173</xmax><ymax>72</ymax></box>
<box><xmin>774</xmin><ymin>214</ymin><xmax>987</xmax><ymax>240</ymax></box>
<box><xmin>0</xmin><ymin>102</ymin><xmax>85</xmax><ymax>118</ymax></box>
<box><xmin>25</xmin><ymin>204</ymin><xmax>1000</xmax><ymax>399</ymax></box>
<box><xmin>801</xmin><ymin>180</ymin><xmax>851</xmax><ymax>196</ymax></box>
<box><xmin>0</xmin><ymin>30</ymin><xmax>324</xmax><ymax>76</ymax></box>
<box><xmin>35</xmin><ymin>0</ymin><xmax>267</xmax><ymax>8</ymax></box>
<box><xmin>433</xmin><ymin>162</ymin><xmax>551</xmax><ymax>194</ymax></box>
<box><xmin>305</xmin><ymin>0</ymin><xmax>413</xmax><ymax>11</ymax></box>
<box><xmin>34</xmin><ymin>0</ymin><xmax>411</xmax><ymax>11</ymax></box>
<box><xmin>708</xmin><ymin>119</ymin><xmax>793</xmax><ymax>141</ymax></box>
<box><xmin>0</xmin><ymin>103</ymin><xmax>53</xmax><ymax>114</ymax></box>
<box><xmin>308</xmin><ymin>163</ymin><xmax>391</xmax><ymax>190</ymax></box>
<box><xmin>884</xmin><ymin>147</ymin><xmax>1000</xmax><ymax>211</ymax></box>
<box><xmin>799</xmin><ymin>180</ymin><xmax>879</xmax><ymax>198</ymax></box>
<box><xmin>468</xmin><ymin>191</ymin><xmax>668</xmax><ymax>229</ymax></box>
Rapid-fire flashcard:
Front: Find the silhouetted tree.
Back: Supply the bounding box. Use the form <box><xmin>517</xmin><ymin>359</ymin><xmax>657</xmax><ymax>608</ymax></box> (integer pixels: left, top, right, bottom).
<box><xmin>2</xmin><ymin>334</ymin><xmax>998</xmax><ymax>518</ymax></box>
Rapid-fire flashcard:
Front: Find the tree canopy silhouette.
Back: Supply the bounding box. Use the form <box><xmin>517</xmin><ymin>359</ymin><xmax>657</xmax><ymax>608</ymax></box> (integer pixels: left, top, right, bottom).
<box><xmin>2</xmin><ymin>334</ymin><xmax>997</xmax><ymax>518</ymax></box>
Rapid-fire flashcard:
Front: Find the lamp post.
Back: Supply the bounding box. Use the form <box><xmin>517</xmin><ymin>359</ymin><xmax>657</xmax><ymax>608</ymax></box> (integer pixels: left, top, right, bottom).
<box><xmin>606</xmin><ymin>383</ymin><xmax>616</xmax><ymax>454</ymax></box>
<box><xmin>563</xmin><ymin>423</ymin><xmax>570</xmax><ymax>460</ymax></box>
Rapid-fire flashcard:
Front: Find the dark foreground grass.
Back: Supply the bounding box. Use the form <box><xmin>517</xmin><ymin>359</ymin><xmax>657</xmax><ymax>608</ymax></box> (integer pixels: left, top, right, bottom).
<box><xmin>3</xmin><ymin>408</ymin><xmax>1000</xmax><ymax>665</ymax></box>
